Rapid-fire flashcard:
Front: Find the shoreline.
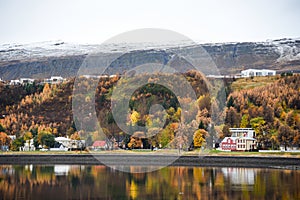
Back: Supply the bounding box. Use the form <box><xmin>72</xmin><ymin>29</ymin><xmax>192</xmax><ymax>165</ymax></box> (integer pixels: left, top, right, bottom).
<box><xmin>0</xmin><ymin>154</ymin><xmax>299</xmax><ymax>169</ymax></box>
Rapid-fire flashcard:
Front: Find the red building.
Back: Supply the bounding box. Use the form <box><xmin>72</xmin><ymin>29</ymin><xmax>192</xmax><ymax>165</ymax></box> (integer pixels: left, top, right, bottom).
<box><xmin>220</xmin><ymin>137</ymin><xmax>237</xmax><ymax>151</ymax></box>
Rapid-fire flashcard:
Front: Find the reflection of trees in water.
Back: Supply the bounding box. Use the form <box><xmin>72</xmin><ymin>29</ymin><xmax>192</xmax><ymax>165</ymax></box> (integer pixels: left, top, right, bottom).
<box><xmin>0</xmin><ymin>165</ymin><xmax>299</xmax><ymax>199</ymax></box>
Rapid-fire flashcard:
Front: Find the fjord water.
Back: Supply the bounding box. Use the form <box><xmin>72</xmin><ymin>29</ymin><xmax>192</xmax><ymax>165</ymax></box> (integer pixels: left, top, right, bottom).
<box><xmin>0</xmin><ymin>165</ymin><xmax>299</xmax><ymax>199</ymax></box>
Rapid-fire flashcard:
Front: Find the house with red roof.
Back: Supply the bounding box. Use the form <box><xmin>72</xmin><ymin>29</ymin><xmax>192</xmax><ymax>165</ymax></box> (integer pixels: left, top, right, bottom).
<box><xmin>92</xmin><ymin>140</ymin><xmax>107</xmax><ymax>150</ymax></box>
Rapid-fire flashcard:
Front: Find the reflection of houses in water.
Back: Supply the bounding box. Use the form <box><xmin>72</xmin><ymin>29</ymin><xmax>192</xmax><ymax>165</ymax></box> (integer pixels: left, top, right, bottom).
<box><xmin>0</xmin><ymin>165</ymin><xmax>15</xmax><ymax>175</ymax></box>
<box><xmin>221</xmin><ymin>168</ymin><xmax>255</xmax><ymax>187</ymax></box>
<box><xmin>54</xmin><ymin>165</ymin><xmax>70</xmax><ymax>176</ymax></box>
<box><xmin>54</xmin><ymin>165</ymin><xmax>85</xmax><ymax>176</ymax></box>
<box><xmin>25</xmin><ymin>164</ymin><xmax>33</xmax><ymax>172</ymax></box>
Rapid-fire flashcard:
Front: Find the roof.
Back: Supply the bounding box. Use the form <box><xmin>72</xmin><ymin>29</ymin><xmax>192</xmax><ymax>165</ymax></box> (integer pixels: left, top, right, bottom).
<box><xmin>221</xmin><ymin>137</ymin><xmax>238</xmax><ymax>143</ymax></box>
<box><xmin>92</xmin><ymin>140</ymin><xmax>106</xmax><ymax>147</ymax></box>
<box><xmin>241</xmin><ymin>69</ymin><xmax>276</xmax><ymax>72</ymax></box>
<box><xmin>55</xmin><ymin>137</ymin><xmax>71</xmax><ymax>142</ymax></box>
<box><xmin>229</xmin><ymin>128</ymin><xmax>254</xmax><ymax>131</ymax></box>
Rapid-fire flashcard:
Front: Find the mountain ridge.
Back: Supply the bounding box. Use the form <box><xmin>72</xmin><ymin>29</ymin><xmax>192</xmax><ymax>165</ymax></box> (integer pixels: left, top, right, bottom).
<box><xmin>1</xmin><ymin>38</ymin><xmax>300</xmax><ymax>80</ymax></box>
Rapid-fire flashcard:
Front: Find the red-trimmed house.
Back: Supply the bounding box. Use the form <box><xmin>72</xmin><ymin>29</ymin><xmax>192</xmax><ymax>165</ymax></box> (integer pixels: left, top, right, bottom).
<box><xmin>220</xmin><ymin>137</ymin><xmax>237</xmax><ymax>151</ymax></box>
<box><xmin>220</xmin><ymin>137</ymin><xmax>257</xmax><ymax>151</ymax></box>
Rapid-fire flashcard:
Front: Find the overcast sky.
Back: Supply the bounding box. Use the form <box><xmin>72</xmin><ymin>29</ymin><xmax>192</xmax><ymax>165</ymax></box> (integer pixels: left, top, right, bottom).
<box><xmin>0</xmin><ymin>0</ymin><xmax>299</xmax><ymax>44</ymax></box>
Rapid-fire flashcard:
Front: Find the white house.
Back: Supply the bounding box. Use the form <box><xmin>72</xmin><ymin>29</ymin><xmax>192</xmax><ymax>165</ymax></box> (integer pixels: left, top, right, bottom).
<box><xmin>55</xmin><ymin>137</ymin><xmax>71</xmax><ymax>148</ymax></box>
<box><xmin>9</xmin><ymin>80</ymin><xmax>21</xmax><ymax>85</ymax></box>
<box><xmin>20</xmin><ymin>78</ymin><xmax>35</xmax><ymax>84</ymax></box>
<box><xmin>236</xmin><ymin>137</ymin><xmax>257</xmax><ymax>151</ymax></box>
<box><xmin>241</xmin><ymin>69</ymin><xmax>276</xmax><ymax>77</ymax></box>
<box><xmin>229</xmin><ymin>128</ymin><xmax>255</xmax><ymax>138</ymax></box>
<box><xmin>44</xmin><ymin>76</ymin><xmax>65</xmax><ymax>84</ymax></box>
<box><xmin>54</xmin><ymin>137</ymin><xmax>86</xmax><ymax>150</ymax></box>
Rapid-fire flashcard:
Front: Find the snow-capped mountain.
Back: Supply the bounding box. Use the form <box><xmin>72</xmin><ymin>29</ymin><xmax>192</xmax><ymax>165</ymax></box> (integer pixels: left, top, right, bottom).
<box><xmin>0</xmin><ymin>38</ymin><xmax>299</xmax><ymax>80</ymax></box>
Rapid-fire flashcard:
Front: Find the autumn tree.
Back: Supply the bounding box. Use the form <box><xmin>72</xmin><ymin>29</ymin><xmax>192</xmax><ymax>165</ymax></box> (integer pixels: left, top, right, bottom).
<box><xmin>0</xmin><ymin>124</ymin><xmax>5</xmax><ymax>132</ymax></box>
<box><xmin>0</xmin><ymin>132</ymin><xmax>11</xmax><ymax>150</ymax></box>
<box><xmin>197</xmin><ymin>94</ymin><xmax>211</xmax><ymax>111</ymax></box>
<box><xmin>158</xmin><ymin>125</ymin><xmax>175</xmax><ymax>148</ymax></box>
<box><xmin>70</xmin><ymin>132</ymin><xmax>81</xmax><ymax>140</ymax></box>
<box><xmin>193</xmin><ymin>129</ymin><xmax>207</xmax><ymax>148</ymax></box>
<box><xmin>11</xmin><ymin>137</ymin><xmax>24</xmax><ymax>151</ymax></box>
<box><xmin>130</xmin><ymin>110</ymin><xmax>141</xmax><ymax>126</ymax></box>
<box><xmin>23</xmin><ymin>131</ymin><xmax>33</xmax><ymax>141</ymax></box>
<box><xmin>277</xmin><ymin>125</ymin><xmax>293</xmax><ymax>151</ymax></box>
<box><xmin>225</xmin><ymin>107</ymin><xmax>240</xmax><ymax>127</ymax></box>
<box><xmin>37</xmin><ymin>131</ymin><xmax>55</xmax><ymax>148</ymax></box>
<box><xmin>240</xmin><ymin>114</ymin><xmax>250</xmax><ymax>128</ymax></box>
<box><xmin>226</xmin><ymin>96</ymin><xmax>234</xmax><ymax>108</ymax></box>
<box><xmin>221</xmin><ymin>125</ymin><xmax>231</xmax><ymax>138</ymax></box>
<box><xmin>250</xmin><ymin>117</ymin><xmax>266</xmax><ymax>136</ymax></box>
<box><xmin>127</xmin><ymin>131</ymin><xmax>145</xmax><ymax>149</ymax></box>
<box><xmin>286</xmin><ymin>111</ymin><xmax>296</xmax><ymax>128</ymax></box>
<box><xmin>41</xmin><ymin>83</ymin><xmax>51</xmax><ymax>100</ymax></box>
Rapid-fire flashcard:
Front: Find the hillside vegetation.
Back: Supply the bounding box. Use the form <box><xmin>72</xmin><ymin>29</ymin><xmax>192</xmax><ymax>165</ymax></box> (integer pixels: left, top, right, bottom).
<box><xmin>0</xmin><ymin>72</ymin><xmax>299</xmax><ymax>151</ymax></box>
<box><xmin>224</xmin><ymin>75</ymin><xmax>300</xmax><ymax>149</ymax></box>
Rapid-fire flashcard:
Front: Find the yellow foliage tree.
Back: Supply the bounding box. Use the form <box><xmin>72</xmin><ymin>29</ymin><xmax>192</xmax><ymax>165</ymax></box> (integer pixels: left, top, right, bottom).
<box><xmin>23</xmin><ymin>131</ymin><xmax>33</xmax><ymax>141</ymax></box>
<box><xmin>193</xmin><ymin>129</ymin><xmax>207</xmax><ymax>148</ymax></box>
<box><xmin>130</xmin><ymin>110</ymin><xmax>140</xmax><ymax>126</ymax></box>
<box><xmin>42</xmin><ymin>83</ymin><xmax>51</xmax><ymax>100</ymax></box>
<box><xmin>0</xmin><ymin>132</ymin><xmax>11</xmax><ymax>147</ymax></box>
<box><xmin>127</xmin><ymin>131</ymin><xmax>145</xmax><ymax>149</ymax></box>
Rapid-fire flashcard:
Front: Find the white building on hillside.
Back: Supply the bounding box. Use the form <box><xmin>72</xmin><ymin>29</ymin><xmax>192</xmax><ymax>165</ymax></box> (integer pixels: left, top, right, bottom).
<box><xmin>44</xmin><ymin>76</ymin><xmax>65</xmax><ymax>84</ymax></box>
<box><xmin>241</xmin><ymin>69</ymin><xmax>276</xmax><ymax>77</ymax></box>
<box><xmin>9</xmin><ymin>80</ymin><xmax>21</xmax><ymax>85</ymax></box>
<box><xmin>20</xmin><ymin>78</ymin><xmax>35</xmax><ymax>84</ymax></box>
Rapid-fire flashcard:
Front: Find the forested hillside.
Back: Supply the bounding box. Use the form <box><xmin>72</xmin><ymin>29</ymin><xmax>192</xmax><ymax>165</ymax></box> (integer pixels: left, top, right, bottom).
<box><xmin>0</xmin><ymin>71</ymin><xmax>214</xmax><ymax>150</ymax></box>
<box><xmin>0</xmin><ymin>72</ymin><xmax>299</xmax><ymax>150</ymax></box>
<box><xmin>224</xmin><ymin>75</ymin><xmax>300</xmax><ymax>149</ymax></box>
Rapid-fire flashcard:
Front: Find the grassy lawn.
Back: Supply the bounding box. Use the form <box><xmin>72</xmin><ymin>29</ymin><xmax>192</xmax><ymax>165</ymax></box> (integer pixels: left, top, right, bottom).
<box><xmin>203</xmin><ymin>149</ymin><xmax>300</xmax><ymax>157</ymax></box>
<box><xmin>231</xmin><ymin>76</ymin><xmax>279</xmax><ymax>91</ymax></box>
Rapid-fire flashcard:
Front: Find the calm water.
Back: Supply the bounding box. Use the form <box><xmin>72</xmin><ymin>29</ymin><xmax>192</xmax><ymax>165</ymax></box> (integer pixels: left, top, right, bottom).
<box><xmin>0</xmin><ymin>165</ymin><xmax>299</xmax><ymax>200</ymax></box>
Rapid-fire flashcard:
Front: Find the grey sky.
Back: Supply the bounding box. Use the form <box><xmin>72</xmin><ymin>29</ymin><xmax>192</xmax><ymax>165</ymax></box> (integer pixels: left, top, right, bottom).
<box><xmin>0</xmin><ymin>0</ymin><xmax>299</xmax><ymax>44</ymax></box>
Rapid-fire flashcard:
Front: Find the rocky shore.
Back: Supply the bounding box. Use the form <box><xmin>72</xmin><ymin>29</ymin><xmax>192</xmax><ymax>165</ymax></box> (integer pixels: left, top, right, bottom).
<box><xmin>0</xmin><ymin>154</ymin><xmax>299</xmax><ymax>169</ymax></box>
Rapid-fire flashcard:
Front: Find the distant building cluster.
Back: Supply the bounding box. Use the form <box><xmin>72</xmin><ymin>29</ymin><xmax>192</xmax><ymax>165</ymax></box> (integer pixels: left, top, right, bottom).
<box><xmin>240</xmin><ymin>69</ymin><xmax>276</xmax><ymax>77</ymax></box>
<box><xmin>43</xmin><ymin>76</ymin><xmax>65</xmax><ymax>84</ymax></box>
<box><xmin>81</xmin><ymin>74</ymin><xmax>118</xmax><ymax>79</ymax></box>
<box><xmin>0</xmin><ymin>75</ymin><xmax>120</xmax><ymax>86</ymax></box>
<box><xmin>9</xmin><ymin>78</ymin><xmax>35</xmax><ymax>85</ymax></box>
<box><xmin>1</xmin><ymin>76</ymin><xmax>66</xmax><ymax>86</ymax></box>
<box><xmin>17</xmin><ymin>136</ymin><xmax>86</xmax><ymax>152</ymax></box>
<box><xmin>207</xmin><ymin>69</ymin><xmax>277</xmax><ymax>79</ymax></box>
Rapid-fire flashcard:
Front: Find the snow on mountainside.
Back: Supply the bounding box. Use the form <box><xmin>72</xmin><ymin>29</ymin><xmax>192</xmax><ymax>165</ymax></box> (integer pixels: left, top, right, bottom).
<box><xmin>270</xmin><ymin>38</ymin><xmax>300</xmax><ymax>62</ymax></box>
<box><xmin>1</xmin><ymin>38</ymin><xmax>299</xmax><ymax>63</ymax></box>
<box><xmin>0</xmin><ymin>38</ymin><xmax>299</xmax><ymax>79</ymax></box>
<box><xmin>0</xmin><ymin>40</ymin><xmax>195</xmax><ymax>62</ymax></box>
